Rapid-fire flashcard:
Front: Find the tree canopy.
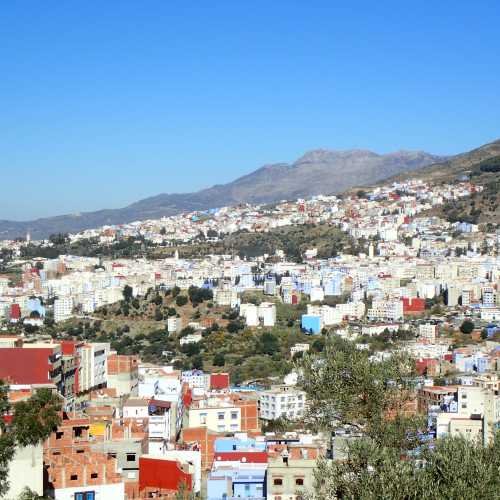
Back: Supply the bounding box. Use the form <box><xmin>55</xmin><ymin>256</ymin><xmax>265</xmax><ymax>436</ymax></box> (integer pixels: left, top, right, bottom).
<box><xmin>300</xmin><ymin>338</ymin><xmax>500</xmax><ymax>499</ymax></box>
<box><xmin>0</xmin><ymin>383</ymin><xmax>62</xmax><ymax>496</ymax></box>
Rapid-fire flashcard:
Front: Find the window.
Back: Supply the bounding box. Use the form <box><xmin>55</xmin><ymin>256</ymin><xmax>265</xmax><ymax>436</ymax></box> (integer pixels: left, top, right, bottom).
<box><xmin>90</xmin><ymin>472</ymin><xmax>98</xmax><ymax>479</ymax></box>
<box><xmin>217</xmin><ymin>425</ymin><xmax>225</xmax><ymax>432</ymax></box>
<box><xmin>70</xmin><ymin>474</ymin><xmax>78</xmax><ymax>481</ymax></box>
<box><xmin>462</xmin><ymin>403</ymin><xmax>467</xmax><ymax>409</ymax></box>
<box><xmin>77</xmin><ymin>449</ymin><xmax>84</xmax><ymax>454</ymax></box>
<box><xmin>273</xmin><ymin>478</ymin><xmax>283</xmax><ymax>486</ymax></box>
<box><xmin>107</xmin><ymin>452</ymin><xmax>117</xmax><ymax>459</ymax></box>
<box><xmin>127</xmin><ymin>453</ymin><xmax>136</xmax><ymax>462</ymax></box>
<box><xmin>231</xmin><ymin>411</ymin><xmax>238</xmax><ymax>419</ymax></box>
<box><xmin>73</xmin><ymin>427</ymin><xmax>83</xmax><ymax>438</ymax></box>
<box><xmin>76</xmin><ymin>494</ymin><xmax>94</xmax><ymax>500</ymax></box>
<box><xmin>56</xmin><ymin>431</ymin><xmax>64</xmax><ymax>440</ymax></box>
<box><xmin>295</xmin><ymin>478</ymin><xmax>304</xmax><ymax>486</ymax></box>
<box><xmin>218</xmin><ymin>412</ymin><xmax>225</xmax><ymax>420</ymax></box>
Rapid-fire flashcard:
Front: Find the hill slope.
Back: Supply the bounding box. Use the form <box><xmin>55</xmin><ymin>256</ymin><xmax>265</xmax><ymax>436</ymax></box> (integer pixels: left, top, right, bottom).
<box><xmin>0</xmin><ymin>149</ymin><xmax>443</xmax><ymax>239</ymax></box>
<box><xmin>388</xmin><ymin>138</ymin><xmax>500</xmax><ymax>183</ymax></box>
<box><xmin>386</xmin><ymin>139</ymin><xmax>500</xmax><ymax>226</ymax></box>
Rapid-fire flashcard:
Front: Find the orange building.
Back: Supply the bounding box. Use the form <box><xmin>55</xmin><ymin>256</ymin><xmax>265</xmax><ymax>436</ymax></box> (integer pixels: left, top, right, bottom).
<box><xmin>182</xmin><ymin>426</ymin><xmax>218</xmax><ymax>470</ymax></box>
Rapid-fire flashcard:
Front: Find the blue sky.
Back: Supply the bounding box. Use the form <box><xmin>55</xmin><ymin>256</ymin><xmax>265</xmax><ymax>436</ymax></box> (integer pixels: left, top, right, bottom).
<box><xmin>1</xmin><ymin>1</ymin><xmax>499</xmax><ymax>220</ymax></box>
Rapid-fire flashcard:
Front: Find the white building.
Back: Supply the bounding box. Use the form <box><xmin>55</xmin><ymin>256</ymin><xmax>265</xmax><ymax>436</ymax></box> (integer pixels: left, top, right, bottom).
<box><xmin>419</xmin><ymin>323</ymin><xmax>437</xmax><ymax>342</ymax></box>
<box><xmin>181</xmin><ymin>370</ymin><xmax>210</xmax><ymax>390</ymax></box>
<box><xmin>188</xmin><ymin>398</ymin><xmax>241</xmax><ymax>433</ymax></box>
<box><xmin>77</xmin><ymin>342</ymin><xmax>110</xmax><ymax>392</ymax></box>
<box><xmin>167</xmin><ymin>316</ymin><xmax>182</xmax><ymax>334</ymax></box>
<box><xmin>240</xmin><ymin>303</ymin><xmax>259</xmax><ymax>327</ymax></box>
<box><xmin>367</xmin><ymin>300</ymin><xmax>403</xmax><ymax>321</ymax></box>
<box><xmin>481</xmin><ymin>307</ymin><xmax>500</xmax><ymax>321</ymax></box>
<box><xmin>4</xmin><ymin>444</ymin><xmax>44</xmax><ymax>500</ymax></box>
<box><xmin>290</xmin><ymin>343</ymin><xmax>310</xmax><ymax>357</ymax></box>
<box><xmin>336</xmin><ymin>301</ymin><xmax>366</xmax><ymax>320</ymax></box>
<box><xmin>259</xmin><ymin>385</ymin><xmax>306</xmax><ymax>421</ymax></box>
<box><xmin>54</xmin><ymin>296</ymin><xmax>73</xmax><ymax>323</ymax></box>
<box><xmin>180</xmin><ymin>333</ymin><xmax>203</xmax><ymax>345</ymax></box>
<box><xmin>51</xmin><ymin>482</ymin><xmax>125</xmax><ymax>500</ymax></box>
<box><xmin>258</xmin><ymin>302</ymin><xmax>276</xmax><ymax>327</ymax></box>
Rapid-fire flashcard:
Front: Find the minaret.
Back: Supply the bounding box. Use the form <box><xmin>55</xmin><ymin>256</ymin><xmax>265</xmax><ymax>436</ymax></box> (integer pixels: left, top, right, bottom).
<box><xmin>26</xmin><ymin>230</ymin><xmax>31</xmax><ymax>243</ymax></box>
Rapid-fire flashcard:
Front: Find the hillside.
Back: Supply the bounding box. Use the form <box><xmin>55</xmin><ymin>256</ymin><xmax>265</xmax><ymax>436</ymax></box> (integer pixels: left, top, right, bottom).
<box><xmin>429</xmin><ymin>155</ymin><xmax>500</xmax><ymax>226</ymax></box>
<box><xmin>150</xmin><ymin>223</ymin><xmax>362</xmax><ymax>262</ymax></box>
<box><xmin>0</xmin><ymin>149</ymin><xmax>441</xmax><ymax>239</ymax></box>
<box><xmin>388</xmin><ymin>138</ymin><xmax>500</xmax><ymax>183</ymax></box>
<box><xmin>388</xmin><ymin>139</ymin><xmax>500</xmax><ymax>225</ymax></box>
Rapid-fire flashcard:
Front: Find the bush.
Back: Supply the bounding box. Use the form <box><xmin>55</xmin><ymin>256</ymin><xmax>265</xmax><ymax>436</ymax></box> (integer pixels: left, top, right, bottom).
<box><xmin>460</xmin><ymin>320</ymin><xmax>474</xmax><ymax>334</ymax></box>
<box><xmin>227</xmin><ymin>320</ymin><xmax>244</xmax><ymax>333</ymax></box>
<box><xmin>258</xmin><ymin>332</ymin><xmax>280</xmax><ymax>355</ymax></box>
<box><xmin>213</xmin><ymin>352</ymin><xmax>226</xmax><ymax>366</ymax></box>
<box><xmin>181</xmin><ymin>343</ymin><xmax>201</xmax><ymax>356</ymax></box>
<box><xmin>176</xmin><ymin>295</ymin><xmax>188</xmax><ymax>307</ymax></box>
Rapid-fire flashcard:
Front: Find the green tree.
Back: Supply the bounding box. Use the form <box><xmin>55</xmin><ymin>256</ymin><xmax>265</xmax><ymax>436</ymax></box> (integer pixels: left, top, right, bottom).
<box><xmin>258</xmin><ymin>332</ymin><xmax>280</xmax><ymax>356</ymax></box>
<box><xmin>300</xmin><ymin>338</ymin><xmax>500</xmax><ymax>499</ymax></box>
<box><xmin>176</xmin><ymin>295</ymin><xmax>188</xmax><ymax>307</ymax></box>
<box><xmin>300</xmin><ymin>337</ymin><xmax>421</xmax><ymax>449</ymax></box>
<box><xmin>0</xmin><ymin>385</ymin><xmax>62</xmax><ymax>495</ymax></box>
<box><xmin>227</xmin><ymin>319</ymin><xmax>244</xmax><ymax>333</ymax></box>
<box><xmin>181</xmin><ymin>343</ymin><xmax>201</xmax><ymax>357</ymax></box>
<box><xmin>122</xmin><ymin>285</ymin><xmax>133</xmax><ymax>302</ymax></box>
<box><xmin>17</xmin><ymin>488</ymin><xmax>51</xmax><ymax>500</ymax></box>
<box><xmin>191</xmin><ymin>354</ymin><xmax>204</xmax><ymax>370</ymax></box>
<box><xmin>154</xmin><ymin>308</ymin><xmax>164</xmax><ymax>321</ymax></box>
<box><xmin>213</xmin><ymin>352</ymin><xmax>225</xmax><ymax>366</ymax></box>
<box><xmin>460</xmin><ymin>319</ymin><xmax>475</xmax><ymax>334</ymax></box>
<box><xmin>308</xmin><ymin>433</ymin><xmax>500</xmax><ymax>500</ymax></box>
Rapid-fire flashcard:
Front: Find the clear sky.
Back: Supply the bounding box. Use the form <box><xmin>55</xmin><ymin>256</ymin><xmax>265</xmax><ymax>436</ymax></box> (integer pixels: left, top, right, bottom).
<box><xmin>1</xmin><ymin>1</ymin><xmax>499</xmax><ymax>220</ymax></box>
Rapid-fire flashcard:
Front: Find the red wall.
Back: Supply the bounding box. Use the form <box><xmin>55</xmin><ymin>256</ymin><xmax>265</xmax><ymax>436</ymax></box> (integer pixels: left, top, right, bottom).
<box><xmin>402</xmin><ymin>297</ymin><xmax>425</xmax><ymax>313</ymax></box>
<box><xmin>10</xmin><ymin>304</ymin><xmax>21</xmax><ymax>320</ymax></box>
<box><xmin>139</xmin><ymin>457</ymin><xmax>192</xmax><ymax>492</ymax></box>
<box><xmin>210</xmin><ymin>373</ymin><xmax>230</xmax><ymax>390</ymax></box>
<box><xmin>0</xmin><ymin>348</ymin><xmax>53</xmax><ymax>384</ymax></box>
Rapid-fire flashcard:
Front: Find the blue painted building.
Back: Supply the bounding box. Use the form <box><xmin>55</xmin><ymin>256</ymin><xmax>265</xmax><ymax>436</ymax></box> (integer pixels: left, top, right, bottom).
<box><xmin>26</xmin><ymin>297</ymin><xmax>46</xmax><ymax>317</ymax></box>
<box><xmin>207</xmin><ymin>468</ymin><xmax>266</xmax><ymax>499</ymax></box>
<box><xmin>215</xmin><ymin>437</ymin><xmax>266</xmax><ymax>453</ymax></box>
<box><xmin>323</xmin><ymin>275</ymin><xmax>342</xmax><ymax>296</ymax></box>
<box><xmin>301</xmin><ymin>314</ymin><xmax>322</xmax><ymax>334</ymax></box>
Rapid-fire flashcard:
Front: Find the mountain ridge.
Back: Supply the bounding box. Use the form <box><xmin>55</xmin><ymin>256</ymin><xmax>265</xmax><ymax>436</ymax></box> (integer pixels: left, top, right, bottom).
<box><xmin>0</xmin><ymin>148</ymin><xmax>447</xmax><ymax>239</ymax></box>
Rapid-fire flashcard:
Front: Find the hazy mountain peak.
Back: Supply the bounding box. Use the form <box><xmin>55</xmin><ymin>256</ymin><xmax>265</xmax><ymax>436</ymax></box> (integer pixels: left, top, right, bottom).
<box><xmin>295</xmin><ymin>148</ymin><xmax>379</xmax><ymax>165</ymax></box>
<box><xmin>5</xmin><ymin>140</ymin><xmax>498</xmax><ymax>240</ymax></box>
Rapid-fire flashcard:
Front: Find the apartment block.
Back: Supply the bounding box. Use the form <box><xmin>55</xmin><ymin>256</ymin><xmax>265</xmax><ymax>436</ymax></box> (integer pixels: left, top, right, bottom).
<box><xmin>259</xmin><ymin>385</ymin><xmax>306</xmax><ymax>421</ymax></box>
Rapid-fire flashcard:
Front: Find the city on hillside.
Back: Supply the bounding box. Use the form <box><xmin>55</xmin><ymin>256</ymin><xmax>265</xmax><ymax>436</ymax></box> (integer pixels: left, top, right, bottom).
<box><xmin>2</xmin><ymin>2</ymin><xmax>500</xmax><ymax>499</ymax></box>
<box><xmin>1</xmin><ymin>173</ymin><xmax>500</xmax><ymax>498</ymax></box>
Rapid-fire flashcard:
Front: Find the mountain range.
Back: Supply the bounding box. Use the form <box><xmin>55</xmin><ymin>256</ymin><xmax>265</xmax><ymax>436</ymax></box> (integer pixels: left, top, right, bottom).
<box><xmin>0</xmin><ymin>142</ymin><xmax>496</xmax><ymax>240</ymax></box>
